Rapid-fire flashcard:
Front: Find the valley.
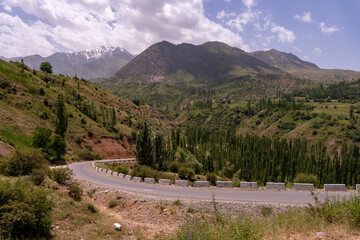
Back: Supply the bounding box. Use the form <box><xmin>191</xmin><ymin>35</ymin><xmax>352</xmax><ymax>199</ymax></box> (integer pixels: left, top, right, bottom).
<box><xmin>1</xmin><ymin>40</ymin><xmax>360</xmax><ymax>239</ymax></box>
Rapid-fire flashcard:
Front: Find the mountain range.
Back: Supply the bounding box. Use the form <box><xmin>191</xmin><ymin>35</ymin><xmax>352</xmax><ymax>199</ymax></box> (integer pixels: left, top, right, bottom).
<box><xmin>1</xmin><ymin>46</ymin><xmax>134</xmax><ymax>80</ymax></box>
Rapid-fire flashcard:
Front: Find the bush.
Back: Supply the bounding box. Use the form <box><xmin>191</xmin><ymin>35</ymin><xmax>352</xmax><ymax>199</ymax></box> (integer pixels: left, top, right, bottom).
<box><xmin>31</xmin><ymin>168</ymin><xmax>47</xmax><ymax>186</ymax></box>
<box><xmin>114</xmin><ymin>165</ymin><xmax>129</xmax><ymax>175</ymax></box>
<box><xmin>76</xmin><ymin>150</ymin><xmax>102</xmax><ymax>160</ymax></box>
<box><xmin>173</xmin><ymin>199</ymin><xmax>182</xmax><ymax>206</ymax></box>
<box><xmin>261</xmin><ymin>206</ymin><xmax>273</xmax><ymax>217</ymax></box>
<box><xmin>0</xmin><ymin>179</ymin><xmax>53</xmax><ymax>239</ymax></box>
<box><xmin>294</xmin><ymin>173</ymin><xmax>319</xmax><ymax>187</ymax></box>
<box><xmin>40</xmin><ymin>112</ymin><xmax>50</xmax><ymax>120</ymax></box>
<box><xmin>131</xmin><ymin>165</ymin><xmax>158</xmax><ymax>179</ymax></box>
<box><xmin>41</xmin><ymin>75</ymin><xmax>52</xmax><ymax>83</ymax></box>
<box><xmin>108</xmin><ymin>200</ymin><xmax>118</xmax><ymax>208</ymax></box>
<box><xmin>88</xmin><ymin>188</ymin><xmax>96</xmax><ymax>198</ymax></box>
<box><xmin>49</xmin><ymin>167</ymin><xmax>73</xmax><ymax>185</ymax></box>
<box><xmin>206</xmin><ymin>172</ymin><xmax>217</xmax><ymax>186</ymax></box>
<box><xmin>277</xmin><ymin>122</ymin><xmax>296</xmax><ymax>130</ymax></box>
<box><xmin>32</xmin><ymin>126</ymin><xmax>52</xmax><ymax>149</ymax></box>
<box><xmin>0</xmin><ymin>74</ymin><xmax>10</xmax><ymax>89</ymax></box>
<box><xmin>68</xmin><ymin>183</ymin><xmax>83</xmax><ymax>201</ymax></box>
<box><xmin>168</xmin><ymin>161</ymin><xmax>181</xmax><ymax>173</ymax></box>
<box><xmin>178</xmin><ymin>167</ymin><xmax>195</xmax><ymax>181</ymax></box>
<box><xmin>1</xmin><ymin>148</ymin><xmax>47</xmax><ymax>176</ymax></box>
<box><xmin>130</xmin><ymin>165</ymin><xmax>173</xmax><ymax>181</ymax></box>
<box><xmin>87</xmin><ymin>203</ymin><xmax>97</xmax><ymax>213</ymax></box>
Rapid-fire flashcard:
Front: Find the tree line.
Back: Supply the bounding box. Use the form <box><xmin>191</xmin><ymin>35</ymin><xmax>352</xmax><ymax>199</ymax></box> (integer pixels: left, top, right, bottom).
<box><xmin>136</xmin><ymin>123</ymin><xmax>360</xmax><ymax>186</ymax></box>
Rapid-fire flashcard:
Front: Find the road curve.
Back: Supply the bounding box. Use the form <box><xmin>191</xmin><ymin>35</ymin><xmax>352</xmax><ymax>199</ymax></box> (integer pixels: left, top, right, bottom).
<box><xmin>69</xmin><ymin>161</ymin><xmax>353</xmax><ymax>204</ymax></box>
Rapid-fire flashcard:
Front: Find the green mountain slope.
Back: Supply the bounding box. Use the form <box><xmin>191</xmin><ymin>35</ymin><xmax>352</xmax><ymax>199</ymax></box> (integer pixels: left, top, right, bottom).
<box><xmin>0</xmin><ymin>59</ymin><xmax>173</xmax><ymax>159</ymax></box>
<box><xmin>102</xmin><ymin>41</ymin><xmax>310</xmax><ymax>119</ymax></box>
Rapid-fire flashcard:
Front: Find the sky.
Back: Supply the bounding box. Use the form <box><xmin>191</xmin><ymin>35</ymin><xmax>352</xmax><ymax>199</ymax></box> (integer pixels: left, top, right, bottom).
<box><xmin>0</xmin><ymin>0</ymin><xmax>359</xmax><ymax>70</ymax></box>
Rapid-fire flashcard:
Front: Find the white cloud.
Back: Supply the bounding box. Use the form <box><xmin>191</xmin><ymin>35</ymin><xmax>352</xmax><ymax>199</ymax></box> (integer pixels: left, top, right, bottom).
<box><xmin>294</xmin><ymin>12</ymin><xmax>312</xmax><ymax>23</ymax></box>
<box><xmin>0</xmin><ymin>12</ymin><xmax>55</xmax><ymax>57</ymax></box>
<box><xmin>226</xmin><ymin>10</ymin><xmax>260</xmax><ymax>32</ymax></box>
<box><xmin>241</xmin><ymin>0</ymin><xmax>256</xmax><ymax>9</ymax></box>
<box><xmin>2</xmin><ymin>4</ymin><xmax>12</xmax><ymax>12</ymax></box>
<box><xmin>313</xmin><ymin>47</ymin><xmax>322</xmax><ymax>57</ymax></box>
<box><xmin>271</xmin><ymin>25</ymin><xmax>296</xmax><ymax>43</ymax></box>
<box><xmin>0</xmin><ymin>0</ymin><xmax>250</xmax><ymax>57</ymax></box>
<box><xmin>217</xmin><ymin>10</ymin><xmax>226</xmax><ymax>19</ymax></box>
<box><xmin>319</xmin><ymin>22</ymin><xmax>338</xmax><ymax>35</ymax></box>
<box><xmin>224</xmin><ymin>0</ymin><xmax>231</xmax><ymax>2</ymax></box>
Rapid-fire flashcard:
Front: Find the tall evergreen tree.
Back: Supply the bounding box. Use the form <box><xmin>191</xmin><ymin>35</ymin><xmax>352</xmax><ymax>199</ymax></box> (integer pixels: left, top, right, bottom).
<box><xmin>55</xmin><ymin>94</ymin><xmax>68</xmax><ymax>137</ymax></box>
<box><xmin>136</xmin><ymin>122</ymin><xmax>153</xmax><ymax>167</ymax></box>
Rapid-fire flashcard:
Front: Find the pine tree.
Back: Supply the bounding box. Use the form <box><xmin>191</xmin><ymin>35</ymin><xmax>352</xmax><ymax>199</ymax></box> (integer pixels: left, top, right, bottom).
<box><xmin>136</xmin><ymin>122</ymin><xmax>153</xmax><ymax>167</ymax></box>
<box><xmin>55</xmin><ymin>94</ymin><xmax>68</xmax><ymax>137</ymax></box>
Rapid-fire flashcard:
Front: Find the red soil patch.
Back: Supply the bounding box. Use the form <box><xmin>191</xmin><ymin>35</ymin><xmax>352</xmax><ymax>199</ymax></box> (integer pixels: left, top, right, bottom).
<box><xmin>89</xmin><ymin>137</ymin><xmax>135</xmax><ymax>159</ymax></box>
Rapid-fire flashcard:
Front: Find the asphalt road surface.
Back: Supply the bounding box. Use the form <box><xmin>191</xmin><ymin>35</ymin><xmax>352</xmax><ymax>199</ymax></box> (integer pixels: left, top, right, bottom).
<box><xmin>69</xmin><ymin>161</ymin><xmax>354</xmax><ymax>204</ymax></box>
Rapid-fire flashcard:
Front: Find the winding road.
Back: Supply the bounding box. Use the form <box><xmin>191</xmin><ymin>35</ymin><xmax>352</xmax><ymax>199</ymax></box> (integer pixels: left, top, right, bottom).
<box><xmin>69</xmin><ymin>160</ymin><xmax>354</xmax><ymax>204</ymax></box>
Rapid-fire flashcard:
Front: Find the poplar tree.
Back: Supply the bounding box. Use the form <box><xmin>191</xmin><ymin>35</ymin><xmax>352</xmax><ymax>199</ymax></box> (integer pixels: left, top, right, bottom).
<box><xmin>55</xmin><ymin>94</ymin><xmax>68</xmax><ymax>137</ymax></box>
<box><xmin>154</xmin><ymin>133</ymin><xmax>165</xmax><ymax>170</ymax></box>
<box><xmin>136</xmin><ymin>122</ymin><xmax>153</xmax><ymax>167</ymax></box>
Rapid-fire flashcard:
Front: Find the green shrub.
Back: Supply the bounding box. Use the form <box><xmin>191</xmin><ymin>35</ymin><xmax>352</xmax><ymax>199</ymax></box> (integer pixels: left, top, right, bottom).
<box><xmin>0</xmin><ymin>179</ymin><xmax>53</xmax><ymax>239</ymax></box>
<box><xmin>31</xmin><ymin>168</ymin><xmax>47</xmax><ymax>186</ymax></box>
<box><xmin>206</xmin><ymin>172</ymin><xmax>217</xmax><ymax>186</ymax></box>
<box><xmin>108</xmin><ymin>200</ymin><xmax>118</xmax><ymax>208</ymax></box>
<box><xmin>168</xmin><ymin>161</ymin><xmax>181</xmax><ymax>173</ymax></box>
<box><xmin>32</xmin><ymin>126</ymin><xmax>52</xmax><ymax>149</ymax></box>
<box><xmin>114</xmin><ymin>164</ymin><xmax>129</xmax><ymax>175</ymax></box>
<box><xmin>131</xmin><ymin>165</ymin><xmax>158</xmax><ymax>179</ymax></box>
<box><xmin>87</xmin><ymin>203</ymin><xmax>97</xmax><ymax>213</ymax></box>
<box><xmin>186</xmin><ymin>205</ymin><xmax>195</xmax><ymax>213</ymax></box>
<box><xmin>277</xmin><ymin>122</ymin><xmax>296</xmax><ymax>130</ymax></box>
<box><xmin>88</xmin><ymin>188</ymin><xmax>96</xmax><ymax>198</ymax></box>
<box><xmin>49</xmin><ymin>167</ymin><xmax>73</xmax><ymax>185</ymax></box>
<box><xmin>261</xmin><ymin>206</ymin><xmax>273</xmax><ymax>217</ymax></box>
<box><xmin>76</xmin><ymin>150</ymin><xmax>102</xmax><ymax>160</ymax></box>
<box><xmin>173</xmin><ymin>199</ymin><xmax>182</xmax><ymax>206</ymax></box>
<box><xmin>294</xmin><ymin>173</ymin><xmax>319</xmax><ymax>187</ymax></box>
<box><xmin>1</xmin><ymin>148</ymin><xmax>47</xmax><ymax>176</ymax></box>
<box><xmin>39</xmin><ymin>112</ymin><xmax>50</xmax><ymax>120</ymax></box>
<box><xmin>0</xmin><ymin>74</ymin><xmax>10</xmax><ymax>89</ymax></box>
<box><xmin>130</xmin><ymin>165</ymin><xmax>173</xmax><ymax>181</ymax></box>
<box><xmin>41</xmin><ymin>75</ymin><xmax>52</xmax><ymax>83</ymax></box>
<box><xmin>68</xmin><ymin>183</ymin><xmax>83</xmax><ymax>201</ymax></box>
<box><xmin>178</xmin><ymin>167</ymin><xmax>195</xmax><ymax>180</ymax></box>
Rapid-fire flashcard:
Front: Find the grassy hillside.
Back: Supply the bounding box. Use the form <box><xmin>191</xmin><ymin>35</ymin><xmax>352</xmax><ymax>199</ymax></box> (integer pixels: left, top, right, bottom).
<box><xmin>0</xmin><ymin>59</ymin><xmax>174</xmax><ymax>159</ymax></box>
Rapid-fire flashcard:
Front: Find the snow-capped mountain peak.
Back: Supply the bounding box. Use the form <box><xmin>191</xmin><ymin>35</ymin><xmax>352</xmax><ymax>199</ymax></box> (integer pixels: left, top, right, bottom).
<box><xmin>65</xmin><ymin>46</ymin><xmax>131</xmax><ymax>63</ymax></box>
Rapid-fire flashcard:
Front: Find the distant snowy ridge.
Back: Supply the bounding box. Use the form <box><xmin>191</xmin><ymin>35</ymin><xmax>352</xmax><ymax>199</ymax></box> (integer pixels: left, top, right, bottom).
<box><xmin>65</xmin><ymin>46</ymin><xmax>130</xmax><ymax>63</ymax></box>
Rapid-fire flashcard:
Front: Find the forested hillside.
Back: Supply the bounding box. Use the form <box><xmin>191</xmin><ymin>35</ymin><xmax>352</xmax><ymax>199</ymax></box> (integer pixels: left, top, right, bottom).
<box><xmin>130</xmin><ymin>78</ymin><xmax>360</xmax><ymax>187</ymax></box>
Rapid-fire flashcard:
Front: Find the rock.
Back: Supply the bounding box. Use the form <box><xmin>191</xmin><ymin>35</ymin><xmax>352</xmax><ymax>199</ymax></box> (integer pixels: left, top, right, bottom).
<box><xmin>52</xmin><ymin>182</ymin><xmax>60</xmax><ymax>190</ymax></box>
<box><xmin>113</xmin><ymin>223</ymin><xmax>122</xmax><ymax>231</ymax></box>
<box><xmin>21</xmin><ymin>175</ymin><xmax>31</xmax><ymax>181</ymax></box>
<box><xmin>65</xmin><ymin>180</ymin><xmax>74</xmax><ymax>186</ymax></box>
<box><xmin>315</xmin><ymin>232</ymin><xmax>326</xmax><ymax>238</ymax></box>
